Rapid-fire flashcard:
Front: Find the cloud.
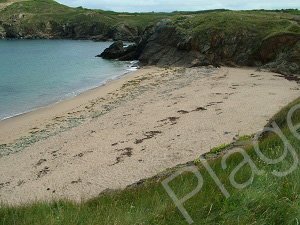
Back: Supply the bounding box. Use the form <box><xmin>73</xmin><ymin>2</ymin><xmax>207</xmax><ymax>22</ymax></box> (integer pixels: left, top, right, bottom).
<box><xmin>56</xmin><ymin>0</ymin><xmax>300</xmax><ymax>12</ymax></box>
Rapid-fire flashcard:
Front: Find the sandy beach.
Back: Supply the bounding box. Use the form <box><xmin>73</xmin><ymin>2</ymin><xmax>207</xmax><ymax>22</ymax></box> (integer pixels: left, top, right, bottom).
<box><xmin>0</xmin><ymin>66</ymin><xmax>299</xmax><ymax>205</ymax></box>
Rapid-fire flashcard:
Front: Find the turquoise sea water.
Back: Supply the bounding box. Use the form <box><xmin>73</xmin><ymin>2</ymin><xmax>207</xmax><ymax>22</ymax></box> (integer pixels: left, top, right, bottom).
<box><xmin>0</xmin><ymin>40</ymin><xmax>133</xmax><ymax>120</ymax></box>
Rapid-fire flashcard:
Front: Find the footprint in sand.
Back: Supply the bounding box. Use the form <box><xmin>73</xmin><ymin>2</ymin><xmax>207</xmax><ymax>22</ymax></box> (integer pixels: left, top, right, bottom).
<box><xmin>37</xmin><ymin>166</ymin><xmax>50</xmax><ymax>178</ymax></box>
<box><xmin>177</xmin><ymin>110</ymin><xmax>189</xmax><ymax>114</ymax></box>
<box><xmin>111</xmin><ymin>147</ymin><xmax>133</xmax><ymax>166</ymax></box>
<box><xmin>35</xmin><ymin>158</ymin><xmax>47</xmax><ymax>167</ymax></box>
<box><xmin>134</xmin><ymin>131</ymin><xmax>162</xmax><ymax>144</ymax></box>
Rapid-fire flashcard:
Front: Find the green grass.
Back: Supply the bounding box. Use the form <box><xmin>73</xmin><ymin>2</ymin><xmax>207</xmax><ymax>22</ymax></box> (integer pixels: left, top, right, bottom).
<box><xmin>210</xmin><ymin>143</ymin><xmax>231</xmax><ymax>154</ymax></box>
<box><xmin>1</xmin><ymin>98</ymin><xmax>300</xmax><ymax>224</ymax></box>
<box><xmin>0</xmin><ymin>0</ymin><xmax>173</xmax><ymax>38</ymax></box>
<box><xmin>237</xmin><ymin>135</ymin><xmax>252</xmax><ymax>141</ymax></box>
<box><xmin>0</xmin><ymin>0</ymin><xmax>299</xmax><ymax>40</ymax></box>
<box><xmin>173</xmin><ymin>10</ymin><xmax>300</xmax><ymax>40</ymax></box>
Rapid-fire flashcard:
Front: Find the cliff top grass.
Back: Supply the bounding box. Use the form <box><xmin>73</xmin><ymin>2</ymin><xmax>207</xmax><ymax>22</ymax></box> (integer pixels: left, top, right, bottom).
<box><xmin>173</xmin><ymin>10</ymin><xmax>300</xmax><ymax>40</ymax></box>
<box><xmin>0</xmin><ymin>0</ymin><xmax>173</xmax><ymax>30</ymax></box>
<box><xmin>0</xmin><ymin>0</ymin><xmax>299</xmax><ymax>39</ymax></box>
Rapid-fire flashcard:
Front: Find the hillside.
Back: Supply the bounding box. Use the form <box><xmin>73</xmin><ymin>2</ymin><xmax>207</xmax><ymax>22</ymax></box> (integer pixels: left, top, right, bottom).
<box><xmin>0</xmin><ymin>0</ymin><xmax>299</xmax><ymax>43</ymax></box>
<box><xmin>0</xmin><ymin>0</ymin><xmax>172</xmax><ymax>40</ymax></box>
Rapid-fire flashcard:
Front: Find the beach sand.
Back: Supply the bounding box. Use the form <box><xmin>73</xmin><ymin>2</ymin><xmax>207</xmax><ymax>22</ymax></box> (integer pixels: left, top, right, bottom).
<box><xmin>0</xmin><ymin>66</ymin><xmax>299</xmax><ymax>205</ymax></box>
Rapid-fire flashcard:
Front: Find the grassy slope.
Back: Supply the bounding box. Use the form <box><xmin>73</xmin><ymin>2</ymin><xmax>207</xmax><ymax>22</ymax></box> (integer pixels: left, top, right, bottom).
<box><xmin>0</xmin><ymin>0</ymin><xmax>172</xmax><ymax>36</ymax></box>
<box><xmin>173</xmin><ymin>10</ymin><xmax>300</xmax><ymax>40</ymax></box>
<box><xmin>0</xmin><ymin>97</ymin><xmax>299</xmax><ymax>224</ymax></box>
<box><xmin>0</xmin><ymin>0</ymin><xmax>299</xmax><ymax>39</ymax></box>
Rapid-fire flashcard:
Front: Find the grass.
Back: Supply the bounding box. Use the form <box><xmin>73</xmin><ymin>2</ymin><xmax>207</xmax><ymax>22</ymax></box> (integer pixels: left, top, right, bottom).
<box><xmin>237</xmin><ymin>135</ymin><xmax>252</xmax><ymax>141</ymax></box>
<box><xmin>0</xmin><ymin>98</ymin><xmax>300</xmax><ymax>224</ymax></box>
<box><xmin>0</xmin><ymin>0</ymin><xmax>173</xmax><ymax>38</ymax></box>
<box><xmin>173</xmin><ymin>10</ymin><xmax>300</xmax><ymax>40</ymax></box>
<box><xmin>210</xmin><ymin>143</ymin><xmax>231</xmax><ymax>154</ymax></box>
<box><xmin>0</xmin><ymin>1</ymin><xmax>299</xmax><ymax>40</ymax></box>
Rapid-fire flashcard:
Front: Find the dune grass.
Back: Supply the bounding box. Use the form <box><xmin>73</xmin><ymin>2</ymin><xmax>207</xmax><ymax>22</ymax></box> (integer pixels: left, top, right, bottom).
<box><xmin>0</xmin><ymin>98</ymin><xmax>300</xmax><ymax>224</ymax></box>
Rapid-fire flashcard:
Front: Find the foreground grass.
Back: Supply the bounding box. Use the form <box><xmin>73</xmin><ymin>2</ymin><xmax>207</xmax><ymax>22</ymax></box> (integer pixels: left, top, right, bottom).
<box><xmin>1</xmin><ymin>97</ymin><xmax>300</xmax><ymax>224</ymax></box>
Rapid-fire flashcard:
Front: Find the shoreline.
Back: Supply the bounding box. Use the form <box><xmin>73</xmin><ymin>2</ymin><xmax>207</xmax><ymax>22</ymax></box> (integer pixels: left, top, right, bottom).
<box><xmin>0</xmin><ymin>66</ymin><xmax>299</xmax><ymax>205</ymax></box>
<box><xmin>0</xmin><ymin>66</ymin><xmax>142</xmax><ymax>144</ymax></box>
<box><xmin>0</xmin><ymin>64</ymin><xmax>138</xmax><ymax>123</ymax></box>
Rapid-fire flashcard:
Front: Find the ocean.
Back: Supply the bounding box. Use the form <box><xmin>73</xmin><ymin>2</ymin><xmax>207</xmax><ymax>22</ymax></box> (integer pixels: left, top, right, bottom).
<box><xmin>0</xmin><ymin>40</ymin><xmax>134</xmax><ymax>120</ymax></box>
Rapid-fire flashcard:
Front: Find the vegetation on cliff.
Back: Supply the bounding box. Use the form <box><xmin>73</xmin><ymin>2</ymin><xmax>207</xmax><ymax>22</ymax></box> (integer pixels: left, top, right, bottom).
<box><xmin>173</xmin><ymin>11</ymin><xmax>300</xmax><ymax>70</ymax></box>
<box><xmin>0</xmin><ymin>0</ymin><xmax>171</xmax><ymax>40</ymax></box>
<box><xmin>0</xmin><ymin>0</ymin><xmax>299</xmax><ymax>43</ymax></box>
<box><xmin>100</xmin><ymin>10</ymin><xmax>300</xmax><ymax>75</ymax></box>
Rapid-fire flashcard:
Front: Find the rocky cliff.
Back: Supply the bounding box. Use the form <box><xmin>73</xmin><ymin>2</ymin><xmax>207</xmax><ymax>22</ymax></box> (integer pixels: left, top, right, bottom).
<box><xmin>0</xmin><ymin>14</ymin><xmax>140</xmax><ymax>41</ymax></box>
<box><xmin>0</xmin><ymin>0</ymin><xmax>169</xmax><ymax>41</ymax></box>
<box><xmin>99</xmin><ymin>14</ymin><xmax>300</xmax><ymax>75</ymax></box>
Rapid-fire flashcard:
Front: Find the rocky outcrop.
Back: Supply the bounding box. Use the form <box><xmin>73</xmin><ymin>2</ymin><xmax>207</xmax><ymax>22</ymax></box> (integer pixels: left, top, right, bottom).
<box><xmin>97</xmin><ymin>40</ymin><xmax>139</xmax><ymax>61</ymax></box>
<box><xmin>97</xmin><ymin>20</ymin><xmax>207</xmax><ymax>66</ymax></box>
<box><xmin>99</xmin><ymin>20</ymin><xmax>300</xmax><ymax>75</ymax></box>
<box><xmin>98</xmin><ymin>41</ymin><xmax>124</xmax><ymax>59</ymax></box>
<box><xmin>0</xmin><ymin>24</ymin><xmax>6</xmax><ymax>39</ymax></box>
<box><xmin>1</xmin><ymin>23</ymin><xmax>19</xmax><ymax>38</ymax></box>
<box><xmin>108</xmin><ymin>24</ymin><xmax>139</xmax><ymax>42</ymax></box>
<box><xmin>138</xmin><ymin>20</ymin><xmax>202</xmax><ymax>66</ymax></box>
<box><xmin>259</xmin><ymin>33</ymin><xmax>300</xmax><ymax>75</ymax></box>
<box><xmin>260</xmin><ymin>33</ymin><xmax>299</xmax><ymax>63</ymax></box>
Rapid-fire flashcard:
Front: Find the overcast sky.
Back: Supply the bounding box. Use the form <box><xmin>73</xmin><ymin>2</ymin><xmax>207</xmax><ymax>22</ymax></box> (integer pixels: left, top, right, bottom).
<box><xmin>56</xmin><ymin>0</ymin><xmax>300</xmax><ymax>12</ymax></box>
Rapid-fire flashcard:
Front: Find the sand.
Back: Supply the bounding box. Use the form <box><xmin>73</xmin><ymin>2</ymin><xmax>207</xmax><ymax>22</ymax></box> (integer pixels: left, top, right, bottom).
<box><xmin>0</xmin><ymin>66</ymin><xmax>299</xmax><ymax>205</ymax></box>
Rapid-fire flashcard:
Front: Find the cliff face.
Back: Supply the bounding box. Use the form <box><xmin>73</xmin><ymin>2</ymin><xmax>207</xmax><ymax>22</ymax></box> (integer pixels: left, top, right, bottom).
<box><xmin>138</xmin><ymin>20</ymin><xmax>201</xmax><ymax>66</ymax></box>
<box><xmin>0</xmin><ymin>16</ymin><xmax>140</xmax><ymax>41</ymax></box>
<box><xmin>259</xmin><ymin>33</ymin><xmax>300</xmax><ymax>75</ymax></box>
<box><xmin>100</xmin><ymin>15</ymin><xmax>300</xmax><ymax>75</ymax></box>
<box><xmin>0</xmin><ymin>0</ymin><xmax>168</xmax><ymax>41</ymax></box>
<box><xmin>142</xmin><ymin>21</ymin><xmax>300</xmax><ymax>75</ymax></box>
